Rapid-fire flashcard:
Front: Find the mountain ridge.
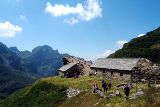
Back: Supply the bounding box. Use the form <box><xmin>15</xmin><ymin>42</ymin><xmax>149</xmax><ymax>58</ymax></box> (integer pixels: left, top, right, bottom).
<box><xmin>0</xmin><ymin>42</ymin><xmax>64</xmax><ymax>94</ymax></box>
<box><xmin>109</xmin><ymin>27</ymin><xmax>160</xmax><ymax>63</ymax></box>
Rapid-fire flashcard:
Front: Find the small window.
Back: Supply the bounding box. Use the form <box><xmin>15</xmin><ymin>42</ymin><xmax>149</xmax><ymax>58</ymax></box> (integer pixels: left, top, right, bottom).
<box><xmin>111</xmin><ymin>71</ymin><xmax>113</xmax><ymax>76</ymax></box>
<box><xmin>120</xmin><ymin>73</ymin><xmax>123</xmax><ymax>76</ymax></box>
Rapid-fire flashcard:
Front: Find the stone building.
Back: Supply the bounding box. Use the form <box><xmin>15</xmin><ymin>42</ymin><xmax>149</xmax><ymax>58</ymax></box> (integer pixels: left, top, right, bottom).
<box><xmin>58</xmin><ymin>62</ymin><xmax>80</xmax><ymax>78</ymax></box>
<box><xmin>90</xmin><ymin>58</ymin><xmax>152</xmax><ymax>81</ymax></box>
<box><xmin>59</xmin><ymin>56</ymin><xmax>92</xmax><ymax>77</ymax></box>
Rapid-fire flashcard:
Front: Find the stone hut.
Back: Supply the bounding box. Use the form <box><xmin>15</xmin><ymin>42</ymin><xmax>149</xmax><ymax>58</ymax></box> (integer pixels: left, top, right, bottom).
<box><xmin>58</xmin><ymin>62</ymin><xmax>80</xmax><ymax>78</ymax></box>
<box><xmin>90</xmin><ymin>58</ymin><xmax>152</xmax><ymax>81</ymax></box>
<box><xmin>61</xmin><ymin>56</ymin><xmax>92</xmax><ymax>76</ymax></box>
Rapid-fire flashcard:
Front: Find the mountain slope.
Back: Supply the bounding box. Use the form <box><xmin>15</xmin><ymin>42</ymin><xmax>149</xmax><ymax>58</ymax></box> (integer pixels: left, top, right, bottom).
<box><xmin>9</xmin><ymin>47</ymin><xmax>31</xmax><ymax>58</ymax></box>
<box><xmin>10</xmin><ymin>45</ymin><xmax>64</xmax><ymax>76</ymax></box>
<box><xmin>0</xmin><ymin>76</ymin><xmax>100</xmax><ymax>107</ymax></box>
<box><xmin>0</xmin><ymin>43</ymin><xmax>22</xmax><ymax>71</ymax></box>
<box><xmin>0</xmin><ymin>42</ymin><xmax>63</xmax><ymax>95</ymax></box>
<box><xmin>0</xmin><ymin>79</ymin><xmax>67</xmax><ymax>107</ymax></box>
<box><xmin>21</xmin><ymin>45</ymin><xmax>63</xmax><ymax>76</ymax></box>
<box><xmin>0</xmin><ymin>65</ymin><xmax>37</xmax><ymax>94</ymax></box>
<box><xmin>109</xmin><ymin>27</ymin><xmax>160</xmax><ymax>63</ymax></box>
<box><xmin>1</xmin><ymin>76</ymin><xmax>160</xmax><ymax>107</ymax></box>
<box><xmin>0</xmin><ymin>42</ymin><xmax>38</xmax><ymax>95</ymax></box>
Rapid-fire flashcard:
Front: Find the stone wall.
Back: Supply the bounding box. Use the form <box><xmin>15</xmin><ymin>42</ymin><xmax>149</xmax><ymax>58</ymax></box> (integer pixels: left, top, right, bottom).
<box><xmin>132</xmin><ymin>58</ymin><xmax>160</xmax><ymax>83</ymax></box>
<box><xmin>103</xmin><ymin>71</ymin><xmax>131</xmax><ymax>81</ymax></box>
<box><xmin>91</xmin><ymin>58</ymin><xmax>160</xmax><ymax>82</ymax></box>
<box><xmin>91</xmin><ymin>68</ymin><xmax>131</xmax><ymax>81</ymax></box>
<box><xmin>63</xmin><ymin>56</ymin><xmax>92</xmax><ymax>76</ymax></box>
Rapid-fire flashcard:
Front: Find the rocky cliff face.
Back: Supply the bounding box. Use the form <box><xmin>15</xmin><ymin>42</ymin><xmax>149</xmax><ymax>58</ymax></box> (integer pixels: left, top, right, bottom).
<box><xmin>21</xmin><ymin>45</ymin><xmax>63</xmax><ymax>76</ymax></box>
<box><xmin>0</xmin><ymin>43</ymin><xmax>22</xmax><ymax>71</ymax></box>
<box><xmin>0</xmin><ymin>42</ymin><xmax>37</xmax><ymax>94</ymax></box>
<box><xmin>0</xmin><ymin>42</ymin><xmax>64</xmax><ymax>94</ymax></box>
<box><xmin>10</xmin><ymin>45</ymin><xmax>64</xmax><ymax>76</ymax></box>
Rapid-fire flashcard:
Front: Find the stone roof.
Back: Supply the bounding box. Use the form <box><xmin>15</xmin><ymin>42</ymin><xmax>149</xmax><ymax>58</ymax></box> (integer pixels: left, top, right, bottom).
<box><xmin>91</xmin><ymin>58</ymin><xmax>141</xmax><ymax>71</ymax></box>
<box><xmin>59</xmin><ymin>62</ymin><xmax>78</xmax><ymax>72</ymax></box>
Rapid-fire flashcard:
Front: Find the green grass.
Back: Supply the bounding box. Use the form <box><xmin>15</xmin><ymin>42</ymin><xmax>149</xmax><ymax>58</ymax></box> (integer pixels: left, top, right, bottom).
<box><xmin>59</xmin><ymin>91</ymin><xmax>99</xmax><ymax>107</ymax></box>
<box><xmin>120</xmin><ymin>87</ymin><xmax>160</xmax><ymax>107</ymax></box>
<box><xmin>0</xmin><ymin>93</ymin><xmax>7</xmax><ymax>102</ymax></box>
<box><xmin>1</xmin><ymin>76</ymin><xmax>160</xmax><ymax>107</ymax></box>
<box><xmin>41</xmin><ymin>76</ymin><xmax>122</xmax><ymax>90</ymax></box>
<box><xmin>0</xmin><ymin>81</ymin><xmax>67</xmax><ymax>107</ymax></box>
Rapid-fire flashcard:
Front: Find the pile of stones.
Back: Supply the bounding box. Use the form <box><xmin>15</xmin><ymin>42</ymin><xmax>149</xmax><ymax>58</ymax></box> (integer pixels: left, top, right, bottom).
<box><xmin>66</xmin><ymin>87</ymin><xmax>82</xmax><ymax>98</ymax></box>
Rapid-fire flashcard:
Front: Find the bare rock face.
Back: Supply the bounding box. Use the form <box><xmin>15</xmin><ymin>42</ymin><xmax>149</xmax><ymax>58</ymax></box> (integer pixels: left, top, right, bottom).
<box><xmin>62</xmin><ymin>55</ymin><xmax>92</xmax><ymax>76</ymax></box>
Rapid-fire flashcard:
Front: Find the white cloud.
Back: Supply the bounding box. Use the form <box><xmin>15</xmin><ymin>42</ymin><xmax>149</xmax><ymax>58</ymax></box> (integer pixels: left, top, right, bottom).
<box><xmin>96</xmin><ymin>50</ymin><xmax>115</xmax><ymax>58</ymax></box>
<box><xmin>45</xmin><ymin>2</ymin><xmax>83</xmax><ymax>17</ymax></box>
<box><xmin>116</xmin><ymin>40</ymin><xmax>128</xmax><ymax>49</ymax></box>
<box><xmin>45</xmin><ymin>0</ymin><xmax>102</xmax><ymax>25</ymax></box>
<box><xmin>20</xmin><ymin>15</ymin><xmax>28</xmax><ymax>21</ymax></box>
<box><xmin>137</xmin><ymin>33</ymin><xmax>145</xmax><ymax>37</ymax></box>
<box><xmin>95</xmin><ymin>40</ymin><xmax>128</xmax><ymax>60</ymax></box>
<box><xmin>0</xmin><ymin>21</ymin><xmax>22</xmax><ymax>38</ymax></box>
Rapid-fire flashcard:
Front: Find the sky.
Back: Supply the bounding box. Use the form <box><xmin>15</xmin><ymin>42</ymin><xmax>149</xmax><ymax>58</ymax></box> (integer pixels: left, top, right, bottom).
<box><xmin>0</xmin><ymin>0</ymin><xmax>160</xmax><ymax>60</ymax></box>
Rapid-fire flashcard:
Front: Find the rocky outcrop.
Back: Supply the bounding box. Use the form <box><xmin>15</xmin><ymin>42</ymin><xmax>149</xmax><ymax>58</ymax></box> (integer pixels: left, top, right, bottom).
<box><xmin>66</xmin><ymin>88</ymin><xmax>82</xmax><ymax>98</ymax></box>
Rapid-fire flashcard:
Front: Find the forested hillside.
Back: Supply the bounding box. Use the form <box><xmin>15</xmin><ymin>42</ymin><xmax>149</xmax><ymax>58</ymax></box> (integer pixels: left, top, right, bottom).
<box><xmin>109</xmin><ymin>27</ymin><xmax>160</xmax><ymax>63</ymax></box>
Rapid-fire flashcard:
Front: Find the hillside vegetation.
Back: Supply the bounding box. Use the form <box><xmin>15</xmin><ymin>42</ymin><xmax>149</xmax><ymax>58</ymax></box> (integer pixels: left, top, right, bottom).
<box><xmin>1</xmin><ymin>76</ymin><xmax>160</xmax><ymax>107</ymax></box>
<box><xmin>109</xmin><ymin>27</ymin><xmax>160</xmax><ymax>63</ymax></box>
<box><xmin>0</xmin><ymin>76</ymin><xmax>102</xmax><ymax>107</ymax></box>
<box><xmin>0</xmin><ymin>81</ymin><xmax>67</xmax><ymax>107</ymax></box>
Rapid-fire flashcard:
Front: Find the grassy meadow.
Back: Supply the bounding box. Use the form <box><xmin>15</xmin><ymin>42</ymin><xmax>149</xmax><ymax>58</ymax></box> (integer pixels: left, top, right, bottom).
<box><xmin>0</xmin><ymin>76</ymin><xmax>160</xmax><ymax>107</ymax></box>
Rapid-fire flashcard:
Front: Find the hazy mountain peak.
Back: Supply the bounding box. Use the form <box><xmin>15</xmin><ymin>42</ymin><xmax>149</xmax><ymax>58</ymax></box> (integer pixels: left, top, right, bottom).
<box><xmin>9</xmin><ymin>47</ymin><xmax>20</xmax><ymax>54</ymax></box>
